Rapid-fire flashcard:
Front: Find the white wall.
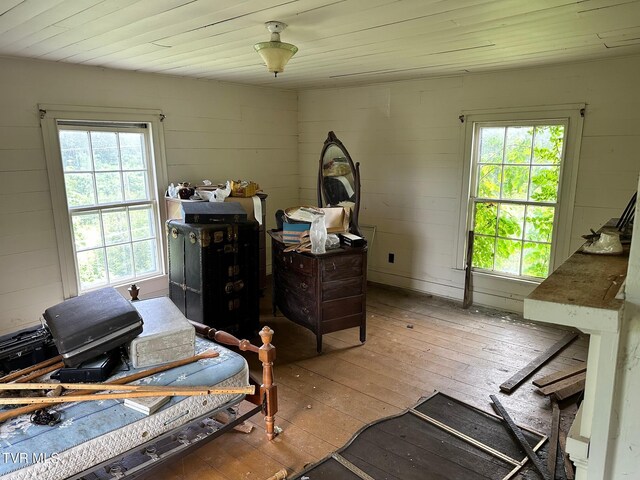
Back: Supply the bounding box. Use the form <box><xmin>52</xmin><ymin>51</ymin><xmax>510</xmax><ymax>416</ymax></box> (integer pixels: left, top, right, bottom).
<box><xmin>299</xmin><ymin>55</ymin><xmax>640</xmax><ymax>312</ymax></box>
<box><xmin>0</xmin><ymin>56</ymin><xmax>298</xmax><ymax>336</ymax></box>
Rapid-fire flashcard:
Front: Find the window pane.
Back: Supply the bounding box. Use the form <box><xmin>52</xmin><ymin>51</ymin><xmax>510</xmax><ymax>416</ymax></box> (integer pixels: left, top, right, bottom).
<box><xmin>472</xmin><ymin>235</ymin><xmax>495</xmax><ymax>270</ymax></box>
<box><xmin>77</xmin><ymin>249</ymin><xmax>107</xmax><ymax>290</ymax></box>
<box><xmin>124</xmin><ymin>171</ymin><xmax>148</xmax><ymax>201</ymax></box>
<box><xmin>498</xmin><ymin>204</ymin><xmax>525</xmax><ymax>239</ymax></box>
<box><xmin>474</xmin><ymin>202</ymin><xmax>497</xmax><ymax>236</ymax></box>
<box><xmin>525</xmin><ymin>206</ymin><xmax>555</xmax><ymax>242</ymax></box>
<box><xmin>533</xmin><ymin>126</ymin><xmax>564</xmax><ymax>164</ymax></box>
<box><xmin>477</xmin><ymin>165</ymin><xmax>502</xmax><ymax>198</ymax></box>
<box><xmin>529</xmin><ymin>166</ymin><xmax>559</xmax><ymax>203</ymax></box>
<box><xmin>133</xmin><ymin>240</ymin><xmax>157</xmax><ymax>275</ymax></box>
<box><xmin>106</xmin><ymin>244</ymin><xmax>134</xmax><ymax>281</ymax></box>
<box><xmin>502</xmin><ymin>166</ymin><xmax>529</xmax><ymax>200</ymax></box>
<box><xmin>522</xmin><ymin>242</ymin><xmax>551</xmax><ymax>278</ymax></box>
<box><xmin>504</xmin><ymin>127</ymin><xmax>532</xmax><ymax>164</ymax></box>
<box><xmin>72</xmin><ymin>212</ymin><xmax>103</xmax><ymax>250</ymax></box>
<box><xmin>120</xmin><ymin>133</ymin><xmax>145</xmax><ymax>170</ymax></box>
<box><xmin>130</xmin><ymin>206</ymin><xmax>155</xmax><ymax>240</ymax></box>
<box><xmin>103</xmin><ymin>208</ymin><xmax>130</xmax><ymax>245</ymax></box>
<box><xmin>59</xmin><ymin>131</ymin><xmax>92</xmax><ymax>171</ymax></box>
<box><xmin>479</xmin><ymin>127</ymin><xmax>504</xmax><ymax>164</ymax></box>
<box><xmin>96</xmin><ymin>172</ymin><xmax>123</xmax><ymax>204</ymax></box>
<box><xmin>64</xmin><ymin>173</ymin><xmax>96</xmax><ymax>207</ymax></box>
<box><xmin>495</xmin><ymin>238</ymin><xmax>522</xmax><ymax>275</ymax></box>
<box><xmin>91</xmin><ymin>131</ymin><xmax>120</xmax><ymax>171</ymax></box>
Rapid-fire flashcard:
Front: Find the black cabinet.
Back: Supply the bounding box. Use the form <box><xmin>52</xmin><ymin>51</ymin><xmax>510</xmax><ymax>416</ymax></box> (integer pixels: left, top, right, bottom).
<box><xmin>167</xmin><ymin>220</ymin><xmax>259</xmax><ymax>336</ymax></box>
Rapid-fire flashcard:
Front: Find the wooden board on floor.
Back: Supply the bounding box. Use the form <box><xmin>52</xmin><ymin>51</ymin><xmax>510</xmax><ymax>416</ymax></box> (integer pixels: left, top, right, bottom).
<box><xmin>500</xmin><ymin>332</ymin><xmax>579</xmax><ymax>394</ymax></box>
<box><xmin>538</xmin><ymin>372</ymin><xmax>587</xmax><ymax>396</ymax></box>
<box><xmin>533</xmin><ymin>363</ymin><xmax>587</xmax><ymax>388</ymax></box>
<box><xmin>553</xmin><ymin>379</ymin><xmax>586</xmax><ymax>402</ymax></box>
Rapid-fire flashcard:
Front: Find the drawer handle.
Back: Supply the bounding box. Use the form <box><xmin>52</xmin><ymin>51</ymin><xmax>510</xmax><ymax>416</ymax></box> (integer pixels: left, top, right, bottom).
<box><xmin>189</xmin><ymin>232</ymin><xmax>197</xmax><ymax>244</ymax></box>
<box><xmin>300</xmin><ymin>282</ymin><xmax>308</xmax><ymax>291</ymax></box>
<box><xmin>302</xmin><ymin>307</ymin><xmax>309</xmax><ymax>315</ymax></box>
<box><xmin>171</xmin><ymin>228</ymin><xmax>178</xmax><ymax>239</ymax></box>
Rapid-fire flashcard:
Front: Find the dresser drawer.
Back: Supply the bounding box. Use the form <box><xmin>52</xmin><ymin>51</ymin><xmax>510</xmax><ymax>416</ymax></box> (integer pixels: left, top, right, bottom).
<box><xmin>278</xmin><ymin>268</ymin><xmax>316</xmax><ymax>296</ymax></box>
<box><xmin>322</xmin><ymin>277</ymin><xmax>363</xmax><ymax>301</ymax></box>
<box><xmin>273</xmin><ymin>249</ymin><xmax>316</xmax><ymax>277</ymax></box>
<box><xmin>276</xmin><ymin>287</ymin><xmax>316</xmax><ymax>328</ymax></box>
<box><xmin>322</xmin><ymin>295</ymin><xmax>364</xmax><ymax>321</ymax></box>
<box><xmin>322</xmin><ymin>254</ymin><xmax>363</xmax><ymax>281</ymax></box>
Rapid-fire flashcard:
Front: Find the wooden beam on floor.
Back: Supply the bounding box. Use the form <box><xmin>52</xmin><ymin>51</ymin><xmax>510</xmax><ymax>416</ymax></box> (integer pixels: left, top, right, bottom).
<box><xmin>538</xmin><ymin>372</ymin><xmax>587</xmax><ymax>396</ymax></box>
<box><xmin>490</xmin><ymin>395</ymin><xmax>552</xmax><ymax>480</ymax></box>
<box><xmin>552</xmin><ymin>379</ymin><xmax>586</xmax><ymax>402</ymax></box>
<box><xmin>500</xmin><ymin>332</ymin><xmax>579</xmax><ymax>394</ymax></box>
<box><xmin>547</xmin><ymin>400</ymin><xmax>560</xmax><ymax>479</ymax></box>
<box><xmin>533</xmin><ymin>363</ymin><xmax>586</xmax><ymax>388</ymax></box>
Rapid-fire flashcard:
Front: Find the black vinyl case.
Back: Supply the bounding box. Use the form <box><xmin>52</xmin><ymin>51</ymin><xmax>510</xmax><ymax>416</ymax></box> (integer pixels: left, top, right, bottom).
<box><xmin>43</xmin><ymin>288</ymin><xmax>143</xmax><ymax>367</ymax></box>
<box><xmin>167</xmin><ymin>219</ymin><xmax>259</xmax><ymax>336</ymax></box>
<box><xmin>0</xmin><ymin>326</ymin><xmax>59</xmax><ymax>373</ymax></box>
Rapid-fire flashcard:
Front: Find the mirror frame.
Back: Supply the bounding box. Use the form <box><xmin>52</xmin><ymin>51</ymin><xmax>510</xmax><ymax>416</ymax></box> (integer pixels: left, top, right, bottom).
<box><xmin>317</xmin><ymin>131</ymin><xmax>362</xmax><ymax>236</ymax></box>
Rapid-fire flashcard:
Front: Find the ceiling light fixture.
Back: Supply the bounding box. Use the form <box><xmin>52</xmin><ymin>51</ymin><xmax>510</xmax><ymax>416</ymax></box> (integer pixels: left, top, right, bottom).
<box><xmin>254</xmin><ymin>21</ymin><xmax>298</xmax><ymax>77</ymax></box>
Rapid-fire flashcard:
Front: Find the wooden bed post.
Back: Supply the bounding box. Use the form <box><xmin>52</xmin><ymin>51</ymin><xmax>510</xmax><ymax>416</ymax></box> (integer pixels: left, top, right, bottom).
<box><xmin>259</xmin><ymin>326</ymin><xmax>278</xmax><ymax>440</ymax></box>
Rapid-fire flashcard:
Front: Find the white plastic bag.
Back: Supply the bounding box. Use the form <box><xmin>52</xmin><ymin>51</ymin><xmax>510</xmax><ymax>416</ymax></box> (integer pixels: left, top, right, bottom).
<box><xmin>310</xmin><ymin>215</ymin><xmax>327</xmax><ymax>254</ymax></box>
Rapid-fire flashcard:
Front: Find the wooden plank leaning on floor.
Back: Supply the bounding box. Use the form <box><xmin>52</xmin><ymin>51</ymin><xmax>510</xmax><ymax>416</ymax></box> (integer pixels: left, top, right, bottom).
<box><xmin>499</xmin><ymin>332</ymin><xmax>578</xmax><ymax>394</ymax></box>
<box><xmin>490</xmin><ymin>395</ymin><xmax>552</xmax><ymax>480</ymax></box>
<box><xmin>533</xmin><ymin>363</ymin><xmax>587</xmax><ymax>388</ymax></box>
<box><xmin>547</xmin><ymin>400</ymin><xmax>560</xmax><ymax>479</ymax></box>
<box><xmin>537</xmin><ymin>372</ymin><xmax>587</xmax><ymax>396</ymax></box>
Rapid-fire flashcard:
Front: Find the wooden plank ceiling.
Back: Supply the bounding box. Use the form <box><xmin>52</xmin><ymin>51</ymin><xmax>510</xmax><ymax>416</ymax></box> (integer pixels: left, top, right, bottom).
<box><xmin>0</xmin><ymin>0</ymin><xmax>639</xmax><ymax>88</ymax></box>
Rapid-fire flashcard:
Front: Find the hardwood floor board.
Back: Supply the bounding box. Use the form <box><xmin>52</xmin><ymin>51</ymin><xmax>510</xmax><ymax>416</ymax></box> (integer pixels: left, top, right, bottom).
<box><xmin>365</xmin><ymin>311</ymin><xmax>561</xmax><ymax>372</ymax></box>
<box><xmin>274</xmin><ymin>385</ymin><xmax>366</xmax><ymax>445</ymax></box>
<box><xmin>324</xmin><ymin>324</ymin><xmax>471</xmax><ymax>377</ymax></box>
<box><xmin>295</xmin><ymin>351</ymin><xmax>425</xmax><ymax>409</ymax></box>
<box><xmin>152</xmin><ymin>451</ymin><xmax>231</xmax><ymax>480</ymax></box>
<box><xmin>364</xmin><ymin>312</ymin><xmax>588</xmax><ymax>387</ymax></box>
<box><xmin>194</xmin><ymin>432</ymin><xmax>285</xmax><ymax>479</ymax></box>
<box><xmin>370</xmin><ymin>295</ymin><xmax>570</xmax><ymax>349</ymax></box>
<box><xmin>369</xmin><ymin>301</ymin><xmax>588</xmax><ymax>362</ymax></box>
<box><xmin>368</xmin><ymin>284</ymin><xmax>568</xmax><ymax>342</ymax></box>
<box><xmin>368</xmin><ymin>296</ymin><xmax>588</xmax><ymax>371</ymax></box>
<box><xmin>322</xmin><ymin>331</ymin><xmax>552</xmax><ymax>430</ymax></box>
<box><xmin>276</xmin><ymin>362</ymin><xmax>402</xmax><ymax>424</ymax></box>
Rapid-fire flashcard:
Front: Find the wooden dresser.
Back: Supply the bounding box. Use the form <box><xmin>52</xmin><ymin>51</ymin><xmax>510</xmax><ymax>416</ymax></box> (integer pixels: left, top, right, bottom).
<box><xmin>270</xmin><ymin>231</ymin><xmax>367</xmax><ymax>353</ymax></box>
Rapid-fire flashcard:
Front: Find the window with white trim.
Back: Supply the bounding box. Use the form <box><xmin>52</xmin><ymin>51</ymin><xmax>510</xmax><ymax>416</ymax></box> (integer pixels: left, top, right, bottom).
<box><xmin>41</xmin><ymin>106</ymin><xmax>168</xmax><ymax>297</ymax></box>
<box><xmin>459</xmin><ymin>105</ymin><xmax>584</xmax><ymax>283</ymax></box>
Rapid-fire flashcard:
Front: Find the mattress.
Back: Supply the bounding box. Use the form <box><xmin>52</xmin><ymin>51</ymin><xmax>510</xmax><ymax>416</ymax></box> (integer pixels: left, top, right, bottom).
<box><xmin>0</xmin><ymin>337</ymin><xmax>248</xmax><ymax>480</ymax></box>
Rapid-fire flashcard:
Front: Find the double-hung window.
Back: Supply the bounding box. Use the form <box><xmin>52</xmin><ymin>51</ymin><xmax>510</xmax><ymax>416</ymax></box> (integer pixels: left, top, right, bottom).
<box><xmin>41</xmin><ymin>106</ymin><xmax>168</xmax><ymax>298</ymax></box>
<box><xmin>471</xmin><ymin>122</ymin><xmax>566</xmax><ymax>278</ymax></box>
<box><xmin>460</xmin><ymin>106</ymin><xmax>584</xmax><ymax>283</ymax></box>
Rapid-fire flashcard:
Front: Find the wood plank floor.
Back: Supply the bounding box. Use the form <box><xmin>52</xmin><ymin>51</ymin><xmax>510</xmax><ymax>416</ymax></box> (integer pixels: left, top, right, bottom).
<box><xmin>153</xmin><ymin>283</ymin><xmax>588</xmax><ymax>480</ymax></box>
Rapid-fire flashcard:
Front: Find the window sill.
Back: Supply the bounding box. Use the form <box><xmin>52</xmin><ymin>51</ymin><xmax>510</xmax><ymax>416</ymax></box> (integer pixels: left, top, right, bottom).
<box><xmin>113</xmin><ymin>274</ymin><xmax>169</xmax><ymax>300</ymax></box>
<box><xmin>471</xmin><ymin>270</ymin><xmax>543</xmax><ymax>287</ymax></box>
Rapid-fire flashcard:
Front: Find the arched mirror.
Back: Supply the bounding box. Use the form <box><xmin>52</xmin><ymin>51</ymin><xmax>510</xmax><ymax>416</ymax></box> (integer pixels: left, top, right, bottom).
<box><xmin>317</xmin><ymin>131</ymin><xmax>362</xmax><ymax>236</ymax></box>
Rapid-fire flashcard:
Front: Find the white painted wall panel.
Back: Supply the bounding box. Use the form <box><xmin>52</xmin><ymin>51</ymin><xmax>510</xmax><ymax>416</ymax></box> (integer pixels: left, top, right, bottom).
<box><xmin>299</xmin><ymin>55</ymin><xmax>640</xmax><ymax>312</ymax></box>
<box><xmin>0</xmin><ymin>56</ymin><xmax>297</xmax><ymax>335</ymax></box>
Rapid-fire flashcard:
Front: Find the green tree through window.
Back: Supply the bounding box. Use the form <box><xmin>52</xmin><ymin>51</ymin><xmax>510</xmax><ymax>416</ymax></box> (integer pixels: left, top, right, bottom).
<box><xmin>471</xmin><ymin>124</ymin><xmax>565</xmax><ymax>279</ymax></box>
